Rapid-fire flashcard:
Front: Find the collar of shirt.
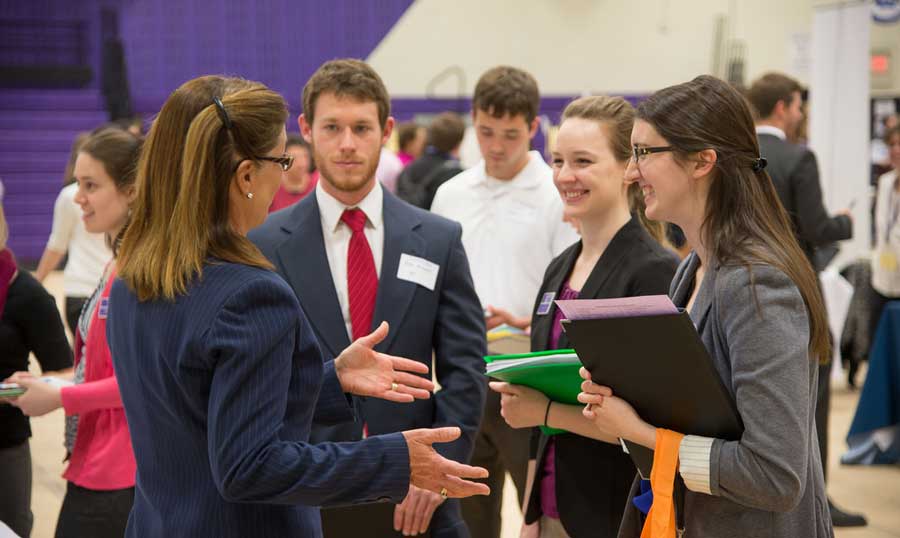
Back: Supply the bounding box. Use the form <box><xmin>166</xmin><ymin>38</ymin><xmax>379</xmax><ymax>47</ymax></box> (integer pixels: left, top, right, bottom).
<box><xmin>472</xmin><ymin>150</ymin><xmax>549</xmax><ymax>190</ymax></box>
<box><xmin>755</xmin><ymin>125</ymin><xmax>787</xmax><ymax>140</ymax></box>
<box><xmin>315</xmin><ymin>179</ymin><xmax>384</xmax><ymax>234</ymax></box>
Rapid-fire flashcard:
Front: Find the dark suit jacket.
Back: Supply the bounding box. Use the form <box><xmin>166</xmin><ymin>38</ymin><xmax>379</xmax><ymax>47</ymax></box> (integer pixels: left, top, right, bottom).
<box><xmin>396</xmin><ymin>149</ymin><xmax>463</xmax><ymax>210</ymax></box>
<box><xmin>757</xmin><ymin>133</ymin><xmax>852</xmax><ymax>266</ymax></box>
<box><xmin>107</xmin><ymin>263</ymin><xmax>412</xmax><ymax>538</ymax></box>
<box><xmin>525</xmin><ymin>217</ymin><xmax>679</xmax><ymax>538</ymax></box>
<box><xmin>249</xmin><ymin>189</ymin><xmax>486</xmax><ymax>537</ymax></box>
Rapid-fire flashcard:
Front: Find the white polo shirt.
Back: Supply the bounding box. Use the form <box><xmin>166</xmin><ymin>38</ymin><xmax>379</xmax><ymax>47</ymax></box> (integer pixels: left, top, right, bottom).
<box><xmin>431</xmin><ymin>151</ymin><xmax>579</xmax><ymax>319</ymax></box>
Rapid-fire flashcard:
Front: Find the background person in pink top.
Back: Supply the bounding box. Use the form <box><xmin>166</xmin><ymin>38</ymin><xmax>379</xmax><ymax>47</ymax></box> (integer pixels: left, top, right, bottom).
<box><xmin>269</xmin><ymin>134</ymin><xmax>317</xmax><ymax>213</ymax></box>
<box><xmin>5</xmin><ymin>128</ymin><xmax>142</xmax><ymax>538</ymax></box>
<box><xmin>396</xmin><ymin>122</ymin><xmax>426</xmax><ymax>167</ymax></box>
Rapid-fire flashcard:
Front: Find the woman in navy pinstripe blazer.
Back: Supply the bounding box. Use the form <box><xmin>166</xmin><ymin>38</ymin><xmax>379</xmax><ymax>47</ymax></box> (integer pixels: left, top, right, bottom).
<box><xmin>106</xmin><ymin>76</ymin><xmax>489</xmax><ymax>538</ymax></box>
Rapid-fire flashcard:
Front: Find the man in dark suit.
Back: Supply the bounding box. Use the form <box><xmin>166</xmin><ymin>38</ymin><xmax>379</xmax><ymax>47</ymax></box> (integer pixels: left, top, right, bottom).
<box><xmin>748</xmin><ymin>72</ymin><xmax>864</xmax><ymax>528</ymax></box>
<box><xmin>250</xmin><ymin>59</ymin><xmax>486</xmax><ymax>538</ymax></box>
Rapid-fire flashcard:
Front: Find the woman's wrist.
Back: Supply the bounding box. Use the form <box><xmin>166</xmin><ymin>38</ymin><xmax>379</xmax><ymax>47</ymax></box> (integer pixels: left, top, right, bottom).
<box><xmin>628</xmin><ymin>422</ymin><xmax>658</xmax><ymax>449</ymax></box>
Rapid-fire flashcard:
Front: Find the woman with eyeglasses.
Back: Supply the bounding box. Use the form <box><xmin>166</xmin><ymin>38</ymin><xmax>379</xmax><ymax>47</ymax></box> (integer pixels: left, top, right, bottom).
<box><xmin>105</xmin><ymin>75</ymin><xmax>488</xmax><ymax>538</ymax></box>
<box><xmin>6</xmin><ymin>128</ymin><xmax>142</xmax><ymax>538</ymax></box>
<box><xmin>578</xmin><ymin>75</ymin><xmax>832</xmax><ymax>537</ymax></box>
<box><xmin>489</xmin><ymin>96</ymin><xmax>678</xmax><ymax>538</ymax></box>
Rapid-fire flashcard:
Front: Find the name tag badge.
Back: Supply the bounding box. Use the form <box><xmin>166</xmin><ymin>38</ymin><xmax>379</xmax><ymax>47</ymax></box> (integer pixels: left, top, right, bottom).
<box><xmin>536</xmin><ymin>292</ymin><xmax>556</xmax><ymax>315</ymax></box>
<box><xmin>397</xmin><ymin>253</ymin><xmax>439</xmax><ymax>291</ymax></box>
<box><xmin>98</xmin><ymin>297</ymin><xmax>109</xmax><ymax>319</ymax></box>
<box><xmin>880</xmin><ymin>251</ymin><xmax>898</xmax><ymax>272</ymax></box>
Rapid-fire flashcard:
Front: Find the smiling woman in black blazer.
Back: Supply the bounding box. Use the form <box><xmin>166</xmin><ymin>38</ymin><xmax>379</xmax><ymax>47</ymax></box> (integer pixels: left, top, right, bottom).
<box><xmin>491</xmin><ymin>96</ymin><xmax>678</xmax><ymax>538</ymax></box>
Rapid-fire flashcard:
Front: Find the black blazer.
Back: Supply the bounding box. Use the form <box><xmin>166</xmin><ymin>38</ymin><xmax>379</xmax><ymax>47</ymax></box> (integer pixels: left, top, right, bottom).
<box><xmin>757</xmin><ymin>133</ymin><xmax>852</xmax><ymax>266</ymax></box>
<box><xmin>525</xmin><ymin>216</ymin><xmax>679</xmax><ymax>538</ymax></box>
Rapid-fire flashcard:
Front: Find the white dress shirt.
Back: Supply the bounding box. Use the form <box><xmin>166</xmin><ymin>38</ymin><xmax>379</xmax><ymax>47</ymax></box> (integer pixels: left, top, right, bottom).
<box><xmin>755</xmin><ymin>125</ymin><xmax>787</xmax><ymax>140</ymax></box>
<box><xmin>46</xmin><ymin>183</ymin><xmax>112</xmax><ymax>297</ymax></box>
<box><xmin>431</xmin><ymin>150</ymin><xmax>579</xmax><ymax>319</ymax></box>
<box><xmin>315</xmin><ymin>181</ymin><xmax>385</xmax><ymax>340</ymax></box>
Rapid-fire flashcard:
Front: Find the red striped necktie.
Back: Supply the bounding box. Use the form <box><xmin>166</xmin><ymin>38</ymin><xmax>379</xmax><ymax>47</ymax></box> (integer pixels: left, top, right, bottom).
<box><xmin>340</xmin><ymin>208</ymin><xmax>378</xmax><ymax>341</ymax></box>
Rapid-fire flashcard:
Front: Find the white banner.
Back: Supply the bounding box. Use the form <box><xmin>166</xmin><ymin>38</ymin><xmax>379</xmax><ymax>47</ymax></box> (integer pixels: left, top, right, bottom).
<box><xmin>809</xmin><ymin>1</ymin><xmax>871</xmax><ymax>265</ymax></box>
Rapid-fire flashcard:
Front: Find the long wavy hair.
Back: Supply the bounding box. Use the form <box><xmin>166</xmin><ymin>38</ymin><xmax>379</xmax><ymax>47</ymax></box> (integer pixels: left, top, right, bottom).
<box><xmin>637</xmin><ymin>75</ymin><xmax>829</xmax><ymax>363</ymax></box>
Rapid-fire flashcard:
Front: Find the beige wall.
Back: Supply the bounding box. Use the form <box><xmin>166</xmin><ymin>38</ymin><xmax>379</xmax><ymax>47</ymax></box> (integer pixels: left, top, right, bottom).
<box><xmin>368</xmin><ymin>0</ymin><xmax>815</xmax><ymax>96</ymax></box>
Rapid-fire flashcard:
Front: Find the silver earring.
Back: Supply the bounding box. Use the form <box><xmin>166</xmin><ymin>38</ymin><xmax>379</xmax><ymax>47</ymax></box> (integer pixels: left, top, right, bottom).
<box><xmin>247</xmin><ymin>192</ymin><xmax>254</xmax><ymax>199</ymax></box>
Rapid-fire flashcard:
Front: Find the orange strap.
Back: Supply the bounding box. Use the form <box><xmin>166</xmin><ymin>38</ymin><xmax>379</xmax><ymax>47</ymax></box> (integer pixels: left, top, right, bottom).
<box><xmin>640</xmin><ymin>429</ymin><xmax>685</xmax><ymax>538</ymax></box>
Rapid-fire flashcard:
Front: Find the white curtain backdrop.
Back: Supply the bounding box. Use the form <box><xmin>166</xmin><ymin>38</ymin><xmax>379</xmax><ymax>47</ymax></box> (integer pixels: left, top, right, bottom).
<box><xmin>809</xmin><ymin>0</ymin><xmax>872</xmax><ymax>266</ymax></box>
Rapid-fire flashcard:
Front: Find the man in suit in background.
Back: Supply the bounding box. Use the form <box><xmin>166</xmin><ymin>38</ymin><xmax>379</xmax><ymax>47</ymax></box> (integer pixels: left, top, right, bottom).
<box><xmin>250</xmin><ymin>59</ymin><xmax>486</xmax><ymax>538</ymax></box>
<box><xmin>748</xmin><ymin>72</ymin><xmax>864</xmax><ymax>528</ymax></box>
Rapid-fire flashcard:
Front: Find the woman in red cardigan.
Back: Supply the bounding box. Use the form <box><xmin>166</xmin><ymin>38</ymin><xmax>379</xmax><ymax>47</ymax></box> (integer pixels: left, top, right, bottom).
<box><xmin>6</xmin><ymin>128</ymin><xmax>142</xmax><ymax>538</ymax></box>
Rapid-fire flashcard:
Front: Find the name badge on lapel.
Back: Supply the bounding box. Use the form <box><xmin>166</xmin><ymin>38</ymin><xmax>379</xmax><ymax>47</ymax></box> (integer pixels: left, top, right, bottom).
<box><xmin>536</xmin><ymin>292</ymin><xmax>556</xmax><ymax>315</ymax></box>
<box><xmin>397</xmin><ymin>253</ymin><xmax>439</xmax><ymax>291</ymax></box>
<box><xmin>98</xmin><ymin>297</ymin><xmax>109</xmax><ymax>319</ymax></box>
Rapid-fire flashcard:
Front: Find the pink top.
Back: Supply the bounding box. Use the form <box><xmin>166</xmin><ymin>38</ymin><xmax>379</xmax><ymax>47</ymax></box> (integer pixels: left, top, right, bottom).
<box><xmin>60</xmin><ymin>267</ymin><xmax>136</xmax><ymax>490</ymax></box>
<box><xmin>397</xmin><ymin>152</ymin><xmax>415</xmax><ymax>167</ymax></box>
<box><xmin>540</xmin><ymin>281</ymin><xmax>579</xmax><ymax>519</ymax></box>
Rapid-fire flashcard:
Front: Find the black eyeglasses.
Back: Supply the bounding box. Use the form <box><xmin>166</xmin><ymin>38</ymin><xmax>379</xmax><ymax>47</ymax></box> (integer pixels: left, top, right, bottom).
<box><xmin>255</xmin><ymin>153</ymin><xmax>294</xmax><ymax>171</ymax></box>
<box><xmin>632</xmin><ymin>145</ymin><xmax>674</xmax><ymax>164</ymax></box>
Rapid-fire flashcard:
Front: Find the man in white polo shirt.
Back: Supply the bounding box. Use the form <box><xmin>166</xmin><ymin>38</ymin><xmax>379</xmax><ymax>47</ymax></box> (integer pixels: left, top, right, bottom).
<box><xmin>431</xmin><ymin>65</ymin><xmax>578</xmax><ymax>538</ymax></box>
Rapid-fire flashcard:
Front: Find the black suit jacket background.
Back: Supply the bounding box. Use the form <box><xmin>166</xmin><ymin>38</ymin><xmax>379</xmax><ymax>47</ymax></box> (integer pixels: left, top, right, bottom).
<box><xmin>757</xmin><ymin>133</ymin><xmax>852</xmax><ymax>266</ymax></box>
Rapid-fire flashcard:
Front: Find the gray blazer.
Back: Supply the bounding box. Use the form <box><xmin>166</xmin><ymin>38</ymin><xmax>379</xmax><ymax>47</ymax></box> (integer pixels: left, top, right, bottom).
<box><xmin>618</xmin><ymin>253</ymin><xmax>833</xmax><ymax>538</ymax></box>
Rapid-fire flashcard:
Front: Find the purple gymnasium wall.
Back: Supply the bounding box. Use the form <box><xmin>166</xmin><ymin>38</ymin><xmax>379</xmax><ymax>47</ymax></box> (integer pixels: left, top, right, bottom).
<box><xmin>121</xmin><ymin>0</ymin><xmax>415</xmax><ymax>117</ymax></box>
<box><xmin>1</xmin><ymin>0</ymin><xmax>414</xmax><ymax>262</ymax></box>
<box><xmin>1</xmin><ymin>1</ymin><xmax>625</xmax><ymax>262</ymax></box>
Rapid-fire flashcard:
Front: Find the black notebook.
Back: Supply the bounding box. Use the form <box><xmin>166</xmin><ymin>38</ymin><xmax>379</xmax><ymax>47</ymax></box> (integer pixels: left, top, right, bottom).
<box><xmin>320</xmin><ymin>502</ymin><xmax>431</xmax><ymax>538</ymax></box>
<box><xmin>562</xmin><ymin>311</ymin><xmax>743</xmax><ymax>478</ymax></box>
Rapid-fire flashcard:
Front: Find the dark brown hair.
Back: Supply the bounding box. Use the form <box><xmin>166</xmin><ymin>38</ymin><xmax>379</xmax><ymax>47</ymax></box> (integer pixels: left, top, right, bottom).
<box><xmin>397</xmin><ymin>122</ymin><xmax>422</xmax><ymax>152</ymax></box>
<box><xmin>561</xmin><ymin>96</ymin><xmax>668</xmax><ymax>246</ymax></box>
<box><xmin>473</xmin><ymin>66</ymin><xmax>540</xmax><ymax>123</ymax></box>
<box><xmin>286</xmin><ymin>133</ymin><xmax>315</xmax><ymax>173</ymax></box>
<box><xmin>637</xmin><ymin>74</ymin><xmax>829</xmax><ymax>363</ymax></box>
<box><xmin>427</xmin><ymin>112</ymin><xmax>466</xmax><ymax>153</ymax></box>
<box><xmin>117</xmin><ymin>76</ymin><xmax>286</xmax><ymax>301</ymax></box>
<box><xmin>302</xmin><ymin>59</ymin><xmax>390</xmax><ymax>128</ymax></box>
<box><xmin>747</xmin><ymin>72</ymin><xmax>803</xmax><ymax>120</ymax></box>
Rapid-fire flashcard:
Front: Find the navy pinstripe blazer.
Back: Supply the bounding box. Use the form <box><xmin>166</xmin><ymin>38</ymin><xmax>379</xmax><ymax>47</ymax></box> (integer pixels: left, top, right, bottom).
<box><xmin>107</xmin><ymin>263</ymin><xmax>411</xmax><ymax>538</ymax></box>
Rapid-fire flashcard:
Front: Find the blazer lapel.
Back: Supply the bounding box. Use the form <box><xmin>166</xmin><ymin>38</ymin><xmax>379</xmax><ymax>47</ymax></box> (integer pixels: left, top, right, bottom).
<box><xmin>689</xmin><ymin>261</ymin><xmax>717</xmax><ymax>333</ymax></box>
<box><xmin>578</xmin><ymin>217</ymin><xmax>640</xmax><ymax>300</ymax></box>
<box><xmin>531</xmin><ymin>242</ymin><xmax>581</xmax><ymax>351</ymax></box>
<box><xmin>673</xmin><ymin>252</ymin><xmax>716</xmax><ymax>332</ymax></box>
<box><xmin>371</xmin><ymin>192</ymin><xmax>425</xmax><ymax>352</ymax></box>
<box><xmin>275</xmin><ymin>198</ymin><xmax>350</xmax><ymax>359</ymax></box>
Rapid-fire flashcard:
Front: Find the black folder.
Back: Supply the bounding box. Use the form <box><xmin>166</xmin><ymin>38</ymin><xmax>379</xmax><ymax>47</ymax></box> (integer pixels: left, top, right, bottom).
<box><xmin>562</xmin><ymin>311</ymin><xmax>743</xmax><ymax>477</ymax></box>
<box><xmin>320</xmin><ymin>502</ymin><xmax>431</xmax><ymax>538</ymax></box>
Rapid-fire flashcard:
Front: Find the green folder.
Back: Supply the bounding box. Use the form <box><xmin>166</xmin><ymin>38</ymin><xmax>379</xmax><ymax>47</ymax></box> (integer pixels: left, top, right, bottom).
<box><xmin>484</xmin><ymin>349</ymin><xmax>583</xmax><ymax>435</ymax></box>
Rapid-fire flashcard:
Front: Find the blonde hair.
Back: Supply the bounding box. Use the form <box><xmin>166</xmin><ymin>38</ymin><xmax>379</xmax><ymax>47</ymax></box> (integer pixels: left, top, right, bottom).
<box><xmin>117</xmin><ymin>76</ymin><xmax>287</xmax><ymax>301</ymax></box>
<box><xmin>561</xmin><ymin>95</ymin><xmax>669</xmax><ymax>245</ymax></box>
<box><xmin>0</xmin><ymin>204</ymin><xmax>8</xmax><ymax>250</ymax></box>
